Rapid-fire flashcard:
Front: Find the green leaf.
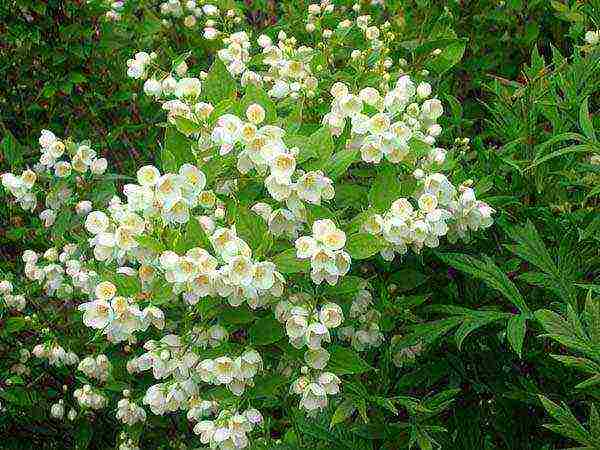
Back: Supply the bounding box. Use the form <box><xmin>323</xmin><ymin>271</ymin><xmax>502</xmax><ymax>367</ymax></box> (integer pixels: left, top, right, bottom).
<box><xmin>438</xmin><ymin>253</ymin><xmax>530</xmax><ymax>314</ymax></box>
<box><xmin>325</xmin><ymin>147</ymin><xmax>359</xmax><ymax>179</ymax></box>
<box><xmin>507</xmin><ymin>314</ymin><xmax>527</xmax><ymax>357</ymax></box>
<box><xmin>528</xmin><ymin>144</ymin><xmax>595</xmax><ymax>171</ymax></box>
<box><xmin>581</xmin><ymin>215</ymin><xmax>600</xmax><ymax>242</ymax></box>
<box><xmin>454</xmin><ymin>311</ymin><xmax>508</xmax><ymax>350</ymax></box>
<box><xmin>4</xmin><ymin>317</ymin><xmax>28</xmax><ymax>334</ymax></box>
<box><xmin>307</xmin><ymin>126</ymin><xmax>334</xmax><ymax>169</ymax></box>
<box><xmin>135</xmin><ymin>235</ymin><xmax>166</xmax><ymax>253</ymax></box>
<box><xmin>174</xmin><ymin>217</ymin><xmax>211</xmax><ymax>253</ymax></box>
<box><xmin>393</xmin><ymin>317</ymin><xmax>463</xmax><ymax>349</ymax></box>
<box><xmin>368</xmin><ymin>165</ymin><xmax>402</xmax><ymax>212</ymax></box>
<box><xmin>508</xmin><ymin>221</ymin><xmax>576</xmax><ymax>306</ymax></box>
<box><xmin>535</xmin><ymin>308</ymin><xmax>597</xmax><ymax>358</ymax></box>
<box><xmin>1</xmin><ymin>132</ymin><xmax>23</xmax><ymax>168</ymax></box>
<box><xmin>346</xmin><ymin>233</ymin><xmax>386</xmax><ymax>260</ymax></box>
<box><xmin>162</xmin><ymin>127</ymin><xmax>195</xmax><ymax>172</ymax></box>
<box><xmin>330</xmin><ymin>399</ymin><xmax>356</xmax><ymax>428</ymax></box>
<box><xmin>174</xmin><ymin>116</ymin><xmax>203</xmax><ymax>136</ymax></box>
<box><xmin>425</xmin><ymin>39</ymin><xmax>466</xmax><ymax>74</ymax></box>
<box><xmin>550</xmin><ymin>355</ymin><xmax>600</xmax><ymax>374</ymax></box>
<box><xmin>327</xmin><ymin>345</ymin><xmax>372</xmax><ymax>375</ymax></box>
<box><xmin>388</xmin><ymin>269</ymin><xmax>427</xmax><ymax>293</ymax></box>
<box><xmin>322</xmin><ymin>276</ymin><xmax>368</xmax><ymax>299</ymax></box>
<box><xmin>272</xmin><ymin>248</ymin><xmax>310</xmax><ymax>274</ymax></box>
<box><xmin>231</xmin><ymin>204</ymin><xmax>272</xmax><ymax>257</ymax></box>
<box><xmin>579</xmin><ymin>97</ymin><xmax>596</xmax><ymax>141</ymax></box>
<box><xmin>539</xmin><ymin>395</ymin><xmax>595</xmax><ymax>446</ymax></box>
<box><xmin>203</xmin><ymin>59</ymin><xmax>237</xmax><ymax>104</ymax></box>
<box><xmin>249</xmin><ymin>316</ymin><xmax>285</xmax><ymax>345</ymax></box>
<box><xmin>221</xmin><ymin>305</ymin><xmax>256</xmax><ymax>325</ymax></box>
<box><xmin>248</xmin><ymin>374</ymin><xmax>288</xmax><ymax>399</ymax></box>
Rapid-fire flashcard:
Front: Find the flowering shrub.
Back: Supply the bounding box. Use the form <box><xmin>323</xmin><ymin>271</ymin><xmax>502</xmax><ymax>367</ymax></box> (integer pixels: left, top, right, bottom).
<box><xmin>1</xmin><ymin>1</ymin><xmax>600</xmax><ymax>449</ymax></box>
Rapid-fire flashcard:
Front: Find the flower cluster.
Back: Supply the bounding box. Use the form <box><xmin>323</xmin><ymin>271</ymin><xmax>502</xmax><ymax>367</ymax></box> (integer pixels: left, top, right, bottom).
<box><xmin>295</xmin><ymin>219</ymin><xmax>350</xmax><ymax>285</ymax></box>
<box><xmin>585</xmin><ymin>29</ymin><xmax>600</xmax><ymax>46</ymax></box>
<box><xmin>78</xmin><ymin>354</ymin><xmax>112</xmax><ymax>382</ymax></box>
<box><xmin>126</xmin><ymin>163</ymin><xmax>208</xmax><ymax>224</ymax></box>
<box><xmin>290</xmin><ymin>370</ymin><xmax>341</xmax><ymax>413</ymax></box>
<box><xmin>251</xmin><ymin>202</ymin><xmax>304</xmax><ymax>239</ymax></box>
<box><xmin>156</xmin><ymin>225</ymin><xmax>285</xmax><ymax>308</ymax></box>
<box><xmin>338</xmin><ymin>289</ymin><xmax>384</xmax><ymax>351</ymax></box>
<box><xmin>196</xmin><ymin>349</ymin><xmax>263</xmax><ymax>395</ymax></box>
<box><xmin>2</xmin><ymin>130</ymin><xmax>107</xmax><ymax>216</ymax></box>
<box><xmin>32</xmin><ymin>343</ymin><xmax>79</xmax><ymax>367</ymax></box>
<box><xmin>103</xmin><ymin>0</ymin><xmax>125</xmax><ymax>20</ymax></box>
<box><xmin>126</xmin><ymin>51</ymin><xmax>156</xmax><ymax>79</ymax></box>
<box><xmin>210</xmin><ymin>105</ymin><xmax>335</xmax><ymax>212</ymax></box>
<box><xmin>324</xmin><ymin>78</ymin><xmax>445</xmax><ymax>166</ymax></box>
<box><xmin>74</xmin><ymin>384</ymin><xmax>108</xmax><ymax>410</ymax></box>
<box><xmin>218</xmin><ymin>31</ymin><xmax>252</xmax><ymax>76</ymax></box>
<box><xmin>159</xmin><ymin>1</ymin><xmax>243</xmax><ymax>37</ymax></box>
<box><xmin>22</xmin><ymin>245</ymin><xmax>96</xmax><ymax>298</ymax></box>
<box><xmin>259</xmin><ymin>32</ymin><xmax>319</xmax><ymax>99</ymax></box>
<box><xmin>0</xmin><ymin>5</ymin><xmax>505</xmax><ymax>449</ymax></box>
<box><xmin>79</xmin><ymin>281</ymin><xmax>165</xmax><ymax>343</ymax></box>
<box><xmin>275</xmin><ymin>293</ymin><xmax>343</xmax><ymax>354</ymax></box>
<box><xmin>116</xmin><ymin>396</ymin><xmax>147</xmax><ymax>425</ymax></box>
<box><xmin>84</xmin><ymin>164</ymin><xmax>208</xmax><ymax>261</ymax></box>
<box><xmin>363</xmin><ymin>174</ymin><xmax>493</xmax><ymax>260</ymax></box>
<box><xmin>193</xmin><ymin>408</ymin><xmax>263</xmax><ymax>450</ymax></box>
<box><xmin>1</xmin><ymin>169</ymin><xmax>36</xmax><ymax>210</ymax></box>
<box><xmin>0</xmin><ymin>280</ymin><xmax>26</xmax><ymax>311</ymax></box>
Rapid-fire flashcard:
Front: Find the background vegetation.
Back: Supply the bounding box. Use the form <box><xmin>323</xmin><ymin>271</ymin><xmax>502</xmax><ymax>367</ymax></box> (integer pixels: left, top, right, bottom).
<box><xmin>1</xmin><ymin>0</ymin><xmax>599</xmax><ymax>449</ymax></box>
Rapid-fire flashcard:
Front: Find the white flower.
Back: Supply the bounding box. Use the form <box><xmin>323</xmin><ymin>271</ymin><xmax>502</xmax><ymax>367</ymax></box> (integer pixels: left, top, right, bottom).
<box><xmin>143</xmin><ymin>78</ymin><xmax>162</xmax><ymax>97</ymax></box>
<box><xmin>95</xmin><ymin>281</ymin><xmax>117</xmax><ymax>301</ymax></box>
<box><xmin>246</xmin><ymin>103</ymin><xmax>266</xmax><ymax>125</ymax></box>
<box><xmin>421</xmin><ymin>98</ymin><xmax>443</xmax><ymax>120</ymax></box>
<box><xmin>585</xmin><ymin>30</ymin><xmax>600</xmax><ymax>46</ymax></box>
<box><xmin>91</xmin><ymin>158</ymin><xmax>108</xmax><ymax>175</ymax></box>
<box><xmin>319</xmin><ymin>303</ymin><xmax>344</xmax><ymax>328</ymax></box>
<box><xmin>79</xmin><ymin>300</ymin><xmax>112</xmax><ymax>329</ymax></box>
<box><xmin>85</xmin><ymin>211</ymin><xmax>110</xmax><ymax>235</ymax></box>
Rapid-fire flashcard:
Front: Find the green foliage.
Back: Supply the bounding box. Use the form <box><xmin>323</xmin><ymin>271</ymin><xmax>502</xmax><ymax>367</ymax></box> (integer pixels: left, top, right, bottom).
<box><xmin>1</xmin><ymin>1</ymin><xmax>600</xmax><ymax>449</ymax></box>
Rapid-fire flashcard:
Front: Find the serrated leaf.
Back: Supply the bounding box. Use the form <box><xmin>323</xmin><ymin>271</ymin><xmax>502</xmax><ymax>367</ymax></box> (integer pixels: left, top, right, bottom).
<box><xmin>330</xmin><ymin>399</ymin><xmax>356</xmax><ymax>428</ymax></box>
<box><xmin>535</xmin><ymin>308</ymin><xmax>596</xmax><ymax>358</ymax></box>
<box><xmin>438</xmin><ymin>253</ymin><xmax>530</xmax><ymax>314</ymax></box>
<box><xmin>325</xmin><ymin>147</ymin><xmax>359</xmax><ymax>179</ymax></box>
<box><xmin>368</xmin><ymin>165</ymin><xmax>402</xmax><ymax>212</ymax></box>
<box><xmin>162</xmin><ymin>127</ymin><xmax>195</xmax><ymax>172</ymax></box>
<box><xmin>174</xmin><ymin>217</ymin><xmax>211</xmax><ymax>253</ymax></box>
<box><xmin>392</xmin><ymin>317</ymin><xmax>463</xmax><ymax>350</ymax></box>
<box><xmin>455</xmin><ymin>312</ymin><xmax>507</xmax><ymax>350</ymax></box>
<box><xmin>579</xmin><ymin>97</ymin><xmax>596</xmax><ymax>141</ymax></box>
<box><xmin>231</xmin><ymin>204</ymin><xmax>272</xmax><ymax>257</ymax></box>
<box><xmin>346</xmin><ymin>233</ymin><xmax>386</xmax><ymax>260</ymax></box>
<box><xmin>202</xmin><ymin>59</ymin><xmax>238</xmax><ymax>104</ymax></box>
<box><xmin>221</xmin><ymin>305</ymin><xmax>256</xmax><ymax>325</ymax></box>
<box><xmin>507</xmin><ymin>314</ymin><xmax>527</xmax><ymax>357</ymax></box>
<box><xmin>539</xmin><ymin>395</ymin><xmax>595</xmax><ymax>445</ymax></box>
<box><xmin>327</xmin><ymin>345</ymin><xmax>372</xmax><ymax>375</ymax></box>
<box><xmin>249</xmin><ymin>316</ymin><xmax>285</xmax><ymax>345</ymax></box>
<box><xmin>174</xmin><ymin>115</ymin><xmax>202</xmax><ymax>136</ymax></box>
<box><xmin>307</xmin><ymin>126</ymin><xmax>334</xmax><ymax>169</ymax></box>
<box><xmin>272</xmin><ymin>248</ymin><xmax>310</xmax><ymax>274</ymax></box>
